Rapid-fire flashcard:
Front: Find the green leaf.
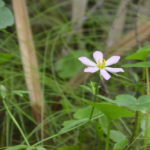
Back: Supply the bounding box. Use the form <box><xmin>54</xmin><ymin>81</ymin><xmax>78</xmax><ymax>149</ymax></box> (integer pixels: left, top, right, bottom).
<box><xmin>60</xmin><ymin>118</ymin><xmax>88</xmax><ymax>134</ymax></box>
<box><xmin>97</xmin><ymin>94</ymin><xmax>115</xmax><ymax>103</ymax></box>
<box><xmin>57</xmin><ymin>145</ymin><xmax>79</xmax><ymax>150</ymax></box>
<box><xmin>113</xmin><ymin>139</ymin><xmax>128</xmax><ymax>150</ymax></box>
<box><xmin>73</xmin><ymin>106</ymin><xmax>101</xmax><ymax>119</ymax></box>
<box><xmin>132</xmin><ymin>72</ymin><xmax>139</xmax><ymax>82</ymax></box>
<box><xmin>85</xmin><ymin>101</ymin><xmax>134</xmax><ymax>120</ymax></box>
<box><xmin>56</xmin><ymin>50</ymin><xmax>89</xmax><ymax>79</ymax></box>
<box><xmin>0</xmin><ymin>0</ymin><xmax>5</xmax><ymax>7</ymax></box>
<box><xmin>99</xmin><ymin>115</ymin><xmax>109</xmax><ymax>133</ymax></box>
<box><xmin>80</xmin><ymin>85</ymin><xmax>91</xmax><ymax>93</ymax></box>
<box><xmin>115</xmin><ymin>94</ymin><xmax>137</xmax><ymax>111</ymax></box>
<box><xmin>110</xmin><ymin>130</ymin><xmax>126</xmax><ymax>142</ymax></box>
<box><xmin>6</xmin><ymin>145</ymin><xmax>27</xmax><ymax>150</ymax></box>
<box><xmin>137</xmin><ymin>95</ymin><xmax>150</xmax><ymax>111</ymax></box>
<box><xmin>126</xmin><ymin>44</ymin><xmax>150</xmax><ymax>60</ymax></box>
<box><xmin>0</xmin><ymin>7</ymin><xmax>14</xmax><ymax>29</ymax></box>
<box><xmin>36</xmin><ymin>147</ymin><xmax>47</xmax><ymax>150</ymax></box>
<box><xmin>116</xmin><ymin>94</ymin><xmax>137</xmax><ymax>106</ymax></box>
<box><xmin>12</xmin><ymin>90</ymin><xmax>29</xmax><ymax>97</ymax></box>
<box><xmin>122</xmin><ymin>61</ymin><xmax>150</xmax><ymax>68</ymax></box>
<box><xmin>115</xmin><ymin>94</ymin><xmax>150</xmax><ymax>112</ymax></box>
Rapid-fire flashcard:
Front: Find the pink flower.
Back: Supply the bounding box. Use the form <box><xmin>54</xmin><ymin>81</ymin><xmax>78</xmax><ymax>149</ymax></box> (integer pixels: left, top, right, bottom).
<box><xmin>78</xmin><ymin>51</ymin><xmax>124</xmax><ymax>80</ymax></box>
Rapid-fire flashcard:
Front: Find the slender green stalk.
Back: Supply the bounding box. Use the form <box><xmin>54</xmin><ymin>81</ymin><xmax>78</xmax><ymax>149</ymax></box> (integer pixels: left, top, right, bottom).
<box><xmin>146</xmin><ymin>68</ymin><xmax>150</xmax><ymax>95</ymax></box>
<box><xmin>133</xmin><ymin>111</ymin><xmax>141</xmax><ymax>150</ymax></box>
<box><xmin>89</xmin><ymin>84</ymin><xmax>98</xmax><ymax>120</ymax></box>
<box><xmin>144</xmin><ymin>68</ymin><xmax>150</xmax><ymax>150</ymax></box>
<box><xmin>99</xmin><ymin>130</ymin><xmax>104</xmax><ymax>149</ymax></box>
<box><xmin>2</xmin><ymin>99</ymin><xmax>30</xmax><ymax>146</ymax></box>
<box><xmin>105</xmin><ymin>121</ymin><xmax>111</xmax><ymax>150</ymax></box>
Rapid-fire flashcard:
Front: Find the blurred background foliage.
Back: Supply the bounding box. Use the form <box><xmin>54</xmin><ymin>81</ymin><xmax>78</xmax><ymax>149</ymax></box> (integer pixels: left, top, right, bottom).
<box><xmin>0</xmin><ymin>0</ymin><xmax>150</xmax><ymax>149</ymax></box>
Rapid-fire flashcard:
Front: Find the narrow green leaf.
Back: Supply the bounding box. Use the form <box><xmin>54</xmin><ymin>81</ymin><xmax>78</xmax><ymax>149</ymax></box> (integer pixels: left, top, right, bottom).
<box><xmin>97</xmin><ymin>94</ymin><xmax>115</xmax><ymax>103</ymax></box>
<box><xmin>6</xmin><ymin>145</ymin><xmax>27</xmax><ymax>150</ymax></box>
<box><xmin>122</xmin><ymin>61</ymin><xmax>150</xmax><ymax>68</ymax></box>
<box><xmin>126</xmin><ymin>44</ymin><xmax>150</xmax><ymax>60</ymax></box>
<box><xmin>60</xmin><ymin>118</ymin><xmax>88</xmax><ymax>134</ymax></box>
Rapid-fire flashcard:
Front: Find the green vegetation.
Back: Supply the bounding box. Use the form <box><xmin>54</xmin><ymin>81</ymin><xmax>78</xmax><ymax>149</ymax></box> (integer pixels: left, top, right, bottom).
<box><xmin>1</xmin><ymin>0</ymin><xmax>150</xmax><ymax>150</ymax></box>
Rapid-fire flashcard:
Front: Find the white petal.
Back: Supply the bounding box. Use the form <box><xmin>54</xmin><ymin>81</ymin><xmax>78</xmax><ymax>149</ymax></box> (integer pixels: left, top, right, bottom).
<box><xmin>106</xmin><ymin>56</ymin><xmax>120</xmax><ymax>66</ymax></box>
<box><xmin>93</xmin><ymin>51</ymin><xmax>103</xmax><ymax>63</ymax></box>
<box><xmin>84</xmin><ymin>67</ymin><xmax>99</xmax><ymax>73</ymax></box>
<box><xmin>100</xmin><ymin>69</ymin><xmax>111</xmax><ymax>80</ymax></box>
<box><xmin>106</xmin><ymin>67</ymin><xmax>124</xmax><ymax>73</ymax></box>
<box><xmin>78</xmin><ymin>57</ymin><xmax>96</xmax><ymax>67</ymax></box>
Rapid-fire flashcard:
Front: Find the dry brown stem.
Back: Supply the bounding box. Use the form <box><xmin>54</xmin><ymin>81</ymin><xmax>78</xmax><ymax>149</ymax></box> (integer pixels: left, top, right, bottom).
<box><xmin>138</xmin><ymin>0</ymin><xmax>150</xmax><ymax>25</ymax></box>
<box><xmin>106</xmin><ymin>0</ymin><xmax>130</xmax><ymax>47</ymax></box>
<box><xmin>72</xmin><ymin>0</ymin><xmax>87</xmax><ymax>32</ymax></box>
<box><xmin>106</xmin><ymin>20</ymin><xmax>150</xmax><ymax>56</ymax></box>
<box><xmin>12</xmin><ymin>0</ymin><xmax>44</xmax><ymax>123</ymax></box>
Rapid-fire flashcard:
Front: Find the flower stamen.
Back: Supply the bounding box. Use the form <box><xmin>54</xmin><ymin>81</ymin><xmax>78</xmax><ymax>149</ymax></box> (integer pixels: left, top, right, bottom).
<box><xmin>97</xmin><ymin>59</ymin><xmax>106</xmax><ymax>69</ymax></box>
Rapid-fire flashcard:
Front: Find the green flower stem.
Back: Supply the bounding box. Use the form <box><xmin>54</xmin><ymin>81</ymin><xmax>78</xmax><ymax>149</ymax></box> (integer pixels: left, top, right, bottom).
<box><xmin>89</xmin><ymin>84</ymin><xmax>98</xmax><ymax>120</ymax></box>
<box><xmin>105</xmin><ymin>121</ymin><xmax>111</xmax><ymax>150</ymax></box>
<box><xmin>133</xmin><ymin>111</ymin><xmax>141</xmax><ymax>150</ymax></box>
<box><xmin>144</xmin><ymin>68</ymin><xmax>150</xmax><ymax>150</ymax></box>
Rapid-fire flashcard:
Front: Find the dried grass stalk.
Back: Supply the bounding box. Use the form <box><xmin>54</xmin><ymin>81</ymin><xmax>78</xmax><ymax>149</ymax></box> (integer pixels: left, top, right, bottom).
<box><xmin>12</xmin><ymin>0</ymin><xmax>44</xmax><ymax>123</ymax></box>
<box><xmin>106</xmin><ymin>0</ymin><xmax>130</xmax><ymax>47</ymax></box>
<box><xmin>106</xmin><ymin>20</ymin><xmax>150</xmax><ymax>56</ymax></box>
<box><xmin>137</xmin><ymin>0</ymin><xmax>150</xmax><ymax>25</ymax></box>
<box><xmin>72</xmin><ymin>0</ymin><xmax>87</xmax><ymax>31</ymax></box>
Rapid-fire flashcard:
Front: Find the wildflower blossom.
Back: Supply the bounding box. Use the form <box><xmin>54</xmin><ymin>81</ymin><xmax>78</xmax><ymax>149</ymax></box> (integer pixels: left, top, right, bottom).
<box><xmin>78</xmin><ymin>51</ymin><xmax>124</xmax><ymax>80</ymax></box>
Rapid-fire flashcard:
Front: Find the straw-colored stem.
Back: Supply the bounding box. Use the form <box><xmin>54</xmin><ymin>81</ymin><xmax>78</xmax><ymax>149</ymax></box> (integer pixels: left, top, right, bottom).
<box><xmin>72</xmin><ymin>0</ymin><xmax>87</xmax><ymax>31</ymax></box>
<box><xmin>12</xmin><ymin>0</ymin><xmax>44</xmax><ymax>139</ymax></box>
<box><xmin>106</xmin><ymin>0</ymin><xmax>130</xmax><ymax>47</ymax></box>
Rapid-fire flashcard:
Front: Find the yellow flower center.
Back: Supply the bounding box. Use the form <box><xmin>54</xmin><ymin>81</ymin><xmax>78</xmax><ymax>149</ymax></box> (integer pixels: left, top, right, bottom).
<box><xmin>97</xmin><ymin>59</ymin><xmax>106</xmax><ymax>69</ymax></box>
